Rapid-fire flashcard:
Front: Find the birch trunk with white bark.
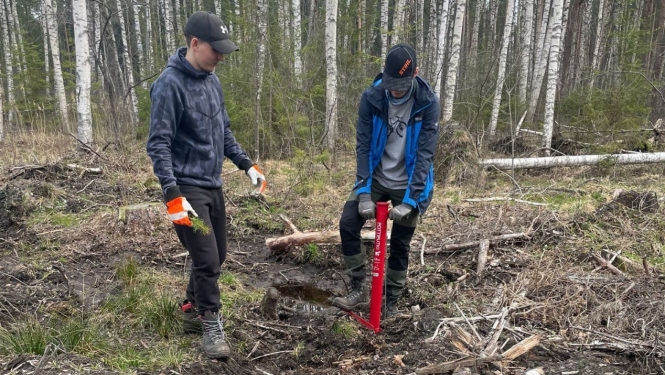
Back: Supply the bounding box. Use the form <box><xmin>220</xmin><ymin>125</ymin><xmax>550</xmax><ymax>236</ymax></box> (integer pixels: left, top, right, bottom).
<box><xmin>519</xmin><ymin>0</ymin><xmax>533</xmax><ymax>105</ymax></box>
<box><xmin>145</xmin><ymin>2</ymin><xmax>152</xmax><ymax>70</ymax></box>
<box><xmin>577</xmin><ymin>0</ymin><xmax>591</xmax><ymax>86</ymax></box>
<box><xmin>589</xmin><ymin>0</ymin><xmax>606</xmax><ymax>89</ymax></box>
<box><xmin>41</xmin><ymin>1</ymin><xmax>51</xmax><ymax>96</ymax></box>
<box><xmin>426</xmin><ymin>0</ymin><xmax>438</xmax><ymax>76</ymax></box>
<box><xmin>93</xmin><ymin>2</ymin><xmax>103</xmax><ymax>84</ymax></box>
<box><xmin>470</xmin><ymin>1</ymin><xmax>480</xmax><ymax>63</ymax></box>
<box><xmin>163</xmin><ymin>0</ymin><xmax>175</xmax><ymax>52</ymax></box>
<box><xmin>380</xmin><ymin>0</ymin><xmax>389</xmax><ymax>57</ymax></box>
<box><xmin>132</xmin><ymin>0</ymin><xmax>146</xmax><ymax>89</ymax></box>
<box><xmin>433</xmin><ymin>0</ymin><xmax>451</xmax><ymax>95</ymax></box>
<box><xmin>442</xmin><ymin>0</ymin><xmax>466</xmax><ymax>122</ymax></box>
<box><xmin>325</xmin><ymin>0</ymin><xmax>338</xmax><ymax>150</ymax></box>
<box><xmin>293</xmin><ymin>0</ymin><xmax>302</xmax><ymax>84</ymax></box>
<box><xmin>116</xmin><ymin>0</ymin><xmax>139</xmax><ymax>126</ymax></box>
<box><xmin>0</xmin><ymin>0</ymin><xmax>14</xmax><ymax>122</ymax></box>
<box><xmin>488</xmin><ymin>0</ymin><xmax>516</xmax><ymax>135</ymax></box>
<box><xmin>73</xmin><ymin>0</ymin><xmax>93</xmax><ymax>145</ymax></box>
<box><xmin>527</xmin><ymin>0</ymin><xmax>553</xmax><ymax>123</ymax></box>
<box><xmin>255</xmin><ymin>0</ymin><xmax>267</xmax><ymax>160</ymax></box>
<box><xmin>392</xmin><ymin>0</ymin><xmax>405</xmax><ymax>44</ymax></box>
<box><xmin>542</xmin><ymin>0</ymin><xmax>564</xmax><ymax>152</ymax></box>
<box><xmin>44</xmin><ymin>0</ymin><xmax>70</xmax><ymax>129</ymax></box>
<box><xmin>481</xmin><ymin>153</ymin><xmax>665</xmax><ymax>170</ymax></box>
<box><xmin>0</xmin><ymin>83</ymin><xmax>3</xmax><ymax>141</ymax></box>
<box><xmin>418</xmin><ymin>0</ymin><xmax>424</xmax><ymax>51</ymax></box>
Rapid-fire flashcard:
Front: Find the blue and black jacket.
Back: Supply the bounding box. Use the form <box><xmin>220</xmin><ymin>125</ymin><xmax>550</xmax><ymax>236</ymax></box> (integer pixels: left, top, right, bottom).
<box><xmin>354</xmin><ymin>73</ymin><xmax>440</xmax><ymax>214</ymax></box>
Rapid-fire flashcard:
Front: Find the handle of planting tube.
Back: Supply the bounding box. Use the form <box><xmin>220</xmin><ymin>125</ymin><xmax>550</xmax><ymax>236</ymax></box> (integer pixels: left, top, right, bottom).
<box><xmin>369</xmin><ymin>201</ymin><xmax>389</xmax><ymax>333</ymax></box>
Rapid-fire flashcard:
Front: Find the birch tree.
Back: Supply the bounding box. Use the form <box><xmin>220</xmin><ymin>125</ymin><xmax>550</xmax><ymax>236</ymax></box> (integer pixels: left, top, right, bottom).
<box><xmin>93</xmin><ymin>2</ymin><xmax>102</xmax><ymax>84</ymax></box>
<box><xmin>443</xmin><ymin>0</ymin><xmax>466</xmax><ymax>122</ymax></box>
<box><xmin>6</xmin><ymin>0</ymin><xmax>21</xmax><ymax>81</ymax></box>
<box><xmin>132</xmin><ymin>0</ymin><xmax>146</xmax><ymax>89</ymax></box>
<box><xmin>43</xmin><ymin>0</ymin><xmax>69</xmax><ymax>129</ymax></box>
<box><xmin>519</xmin><ymin>0</ymin><xmax>533</xmax><ymax>105</ymax></box>
<box><xmin>380</xmin><ymin>0</ymin><xmax>388</xmax><ymax>57</ymax></box>
<box><xmin>426</xmin><ymin>0</ymin><xmax>438</xmax><ymax>75</ymax></box>
<box><xmin>433</xmin><ymin>0</ymin><xmax>451</xmax><ymax>95</ymax></box>
<box><xmin>0</xmin><ymin>0</ymin><xmax>13</xmax><ymax>122</ymax></box>
<box><xmin>589</xmin><ymin>0</ymin><xmax>606</xmax><ymax>89</ymax></box>
<box><xmin>73</xmin><ymin>0</ymin><xmax>93</xmax><ymax>145</ymax></box>
<box><xmin>163</xmin><ymin>0</ymin><xmax>175</xmax><ymax>52</ymax></box>
<box><xmin>292</xmin><ymin>0</ymin><xmax>302</xmax><ymax>83</ymax></box>
<box><xmin>0</xmin><ymin>83</ymin><xmax>3</xmax><ymax>141</ymax></box>
<box><xmin>10</xmin><ymin>1</ymin><xmax>27</xmax><ymax>76</ymax></box>
<box><xmin>392</xmin><ymin>0</ymin><xmax>406</xmax><ymax>44</ymax></box>
<box><xmin>488</xmin><ymin>0</ymin><xmax>515</xmax><ymax>136</ymax></box>
<box><xmin>543</xmin><ymin>0</ymin><xmax>564</xmax><ymax>151</ymax></box>
<box><xmin>255</xmin><ymin>0</ymin><xmax>267</xmax><ymax>159</ymax></box>
<box><xmin>325</xmin><ymin>0</ymin><xmax>338</xmax><ymax>150</ymax></box>
<box><xmin>41</xmin><ymin>2</ymin><xmax>51</xmax><ymax>96</ymax></box>
<box><xmin>116</xmin><ymin>0</ymin><xmax>138</xmax><ymax>126</ymax></box>
<box><xmin>527</xmin><ymin>0</ymin><xmax>552</xmax><ymax>123</ymax></box>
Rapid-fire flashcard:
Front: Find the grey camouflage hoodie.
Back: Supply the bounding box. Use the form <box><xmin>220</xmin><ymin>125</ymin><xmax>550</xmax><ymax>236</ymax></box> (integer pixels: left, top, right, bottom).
<box><xmin>146</xmin><ymin>47</ymin><xmax>253</xmax><ymax>200</ymax></box>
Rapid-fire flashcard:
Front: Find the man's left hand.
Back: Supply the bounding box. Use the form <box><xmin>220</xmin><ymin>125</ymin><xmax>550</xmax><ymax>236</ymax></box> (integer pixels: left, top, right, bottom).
<box><xmin>247</xmin><ymin>165</ymin><xmax>267</xmax><ymax>195</ymax></box>
<box><xmin>389</xmin><ymin>203</ymin><xmax>414</xmax><ymax>223</ymax></box>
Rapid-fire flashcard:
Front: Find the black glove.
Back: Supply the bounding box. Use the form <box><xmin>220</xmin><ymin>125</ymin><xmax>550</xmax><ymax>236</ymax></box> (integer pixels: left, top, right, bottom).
<box><xmin>389</xmin><ymin>203</ymin><xmax>414</xmax><ymax>223</ymax></box>
<box><xmin>358</xmin><ymin>194</ymin><xmax>376</xmax><ymax>220</ymax></box>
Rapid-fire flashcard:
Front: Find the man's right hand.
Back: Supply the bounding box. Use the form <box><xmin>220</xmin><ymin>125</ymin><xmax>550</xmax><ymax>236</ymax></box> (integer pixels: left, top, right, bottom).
<box><xmin>166</xmin><ymin>196</ymin><xmax>199</xmax><ymax>226</ymax></box>
<box><xmin>358</xmin><ymin>194</ymin><xmax>376</xmax><ymax>220</ymax></box>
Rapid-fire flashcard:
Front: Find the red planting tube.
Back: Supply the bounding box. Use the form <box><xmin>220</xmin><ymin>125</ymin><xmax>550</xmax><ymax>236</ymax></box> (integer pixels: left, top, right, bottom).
<box><xmin>369</xmin><ymin>202</ymin><xmax>389</xmax><ymax>333</ymax></box>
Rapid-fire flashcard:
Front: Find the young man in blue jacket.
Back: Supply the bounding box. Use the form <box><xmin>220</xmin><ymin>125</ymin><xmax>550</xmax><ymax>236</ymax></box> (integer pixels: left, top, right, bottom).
<box><xmin>146</xmin><ymin>11</ymin><xmax>266</xmax><ymax>359</ymax></box>
<box><xmin>332</xmin><ymin>43</ymin><xmax>440</xmax><ymax>319</ymax></box>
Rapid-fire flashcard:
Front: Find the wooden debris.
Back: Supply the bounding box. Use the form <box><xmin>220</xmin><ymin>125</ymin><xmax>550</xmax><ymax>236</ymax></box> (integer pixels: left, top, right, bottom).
<box><xmin>501</xmin><ymin>334</ymin><xmax>543</xmax><ymax>360</ymax></box>
<box><xmin>66</xmin><ymin>163</ymin><xmax>102</xmax><ymax>174</ymax></box>
<box><xmin>117</xmin><ymin>202</ymin><xmax>164</xmax><ymax>224</ymax></box>
<box><xmin>425</xmin><ymin>232</ymin><xmax>532</xmax><ymax>255</ymax></box>
<box><xmin>463</xmin><ymin>197</ymin><xmax>546</xmax><ymax>206</ymax></box>
<box><xmin>475</xmin><ymin>239</ymin><xmax>490</xmax><ymax>278</ymax></box>
<box><xmin>590</xmin><ymin>252</ymin><xmax>626</xmax><ymax>277</ymax></box>
<box><xmin>524</xmin><ymin>367</ymin><xmax>545</xmax><ymax>375</ymax></box>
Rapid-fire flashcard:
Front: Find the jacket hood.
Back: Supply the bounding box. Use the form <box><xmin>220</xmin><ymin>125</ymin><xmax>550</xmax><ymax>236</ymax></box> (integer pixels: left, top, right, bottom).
<box><xmin>167</xmin><ymin>47</ymin><xmax>211</xmax><ymax>79</ymax></box>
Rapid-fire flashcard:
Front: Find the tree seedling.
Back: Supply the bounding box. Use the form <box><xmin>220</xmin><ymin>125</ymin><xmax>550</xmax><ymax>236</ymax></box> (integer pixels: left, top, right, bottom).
<box><xmin>190</xmin><ymin>216</ymin><xmax>211</xmax><ymax>235</ymax></box>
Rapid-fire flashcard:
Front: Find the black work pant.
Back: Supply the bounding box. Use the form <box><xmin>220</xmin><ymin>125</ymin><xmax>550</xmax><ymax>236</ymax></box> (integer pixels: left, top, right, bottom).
<box><xmin>173</xmin><ymin>185</ymin><xmax>227</xmax><ymax>315</ymax></box>
<box><xmin>339</xmin><ymin>182</ymin><xmax>417</xmax><ymax>273</ymax></box>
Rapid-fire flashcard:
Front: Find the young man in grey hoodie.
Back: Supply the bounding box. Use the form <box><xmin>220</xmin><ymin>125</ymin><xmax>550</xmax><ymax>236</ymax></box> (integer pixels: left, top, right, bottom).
<box><xmin>146</xmin><ymin>11</ymin><xmax>266</xmax><ymax>359</ymax></box>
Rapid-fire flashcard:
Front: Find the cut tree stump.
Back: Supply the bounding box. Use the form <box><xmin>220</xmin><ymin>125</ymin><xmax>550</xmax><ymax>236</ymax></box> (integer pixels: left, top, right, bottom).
<box><xmin>117</xmin><ymin>202</ymin><xmax>165</xmax><ymax>224</ymax></box>
<box><xmin>259</xmin><ymin>287</ymin><xmax>281</xmax><ymax>320</ymax></box>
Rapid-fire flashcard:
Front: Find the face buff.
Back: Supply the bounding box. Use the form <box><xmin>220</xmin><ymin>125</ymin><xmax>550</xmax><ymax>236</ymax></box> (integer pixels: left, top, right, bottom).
<box><xmin>386</xmin><ymin>79</ymin><xmax>415</xmax><ymax>106</ymax></box>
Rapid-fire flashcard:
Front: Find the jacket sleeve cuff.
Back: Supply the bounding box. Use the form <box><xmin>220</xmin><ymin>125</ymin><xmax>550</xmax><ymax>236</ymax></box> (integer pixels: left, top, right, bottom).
<box><xmin>238</xmin><ymin>159</ymin><xmax>254</xmax><ymax>173</ymax></box>
<box><xmin>164</xmin><ymin>185</ymin><xmax>181</xmax><ymax>202</ymax></box>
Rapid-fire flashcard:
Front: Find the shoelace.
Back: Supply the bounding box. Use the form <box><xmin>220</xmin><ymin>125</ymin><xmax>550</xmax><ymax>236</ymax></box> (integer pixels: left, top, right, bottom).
<box><xmin>202</xmin><ymin>316</ymin><xmax>226</xmax><ymax>342</ymax></box>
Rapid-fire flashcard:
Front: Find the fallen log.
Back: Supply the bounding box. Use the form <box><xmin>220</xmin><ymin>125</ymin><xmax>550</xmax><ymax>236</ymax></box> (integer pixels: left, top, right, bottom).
<box><xmin>481</xmin><ymin>152</ymin><xmax>665</xmax><ymax>170</ymax></box>
<box><xmin>266</xmin><ymin>230</ymin><xmax>388</xmax><ymax>253</ymax></box>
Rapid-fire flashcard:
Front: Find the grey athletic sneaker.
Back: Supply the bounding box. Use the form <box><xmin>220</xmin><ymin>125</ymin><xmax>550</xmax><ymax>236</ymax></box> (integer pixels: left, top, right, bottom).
<box><xmin>179</xmin><ymin>300</ymin><xmax>202</xmax><ymax>334</ymax></box>
<box><xmin>201</xmin><ymin>310</ymin><xmax>230</xmax><ymax>359</ymax></box>
<box><xmin>332</xmin><ymin>279</ymin><xmax>368</xmax><ymax>311</ymax></box>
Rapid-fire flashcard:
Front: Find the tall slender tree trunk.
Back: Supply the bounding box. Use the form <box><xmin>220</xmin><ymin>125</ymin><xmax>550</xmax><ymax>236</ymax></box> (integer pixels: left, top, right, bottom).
<box><xmin>519</xmin><ymin>0</ymin><xmax>533</xmax><ymax>105</ymax></box>
<box><xmin>116</xmin><ymin>0</ymin><xmax>138</xmax><ymax>126</ymax></box>
<box><xmin>589</xmin><ymin>0</ymin><xmax>606</xmax><ymax>89</ymax></box>
<box><xmin>325</xmin><ymin>0</ymin><xmax>338</xmax><ymax>151</ymax></box>
<box><xmin>255</xmin><ymin>0</ymin><xmax>267</xmax><ymax>160</ymax></box>
<box><xmin>469</xmin><ymin>1</ymin><xmax>480</xmax><ymax>63</ymax></box>
<box><xmin>10</xmin><ymin>1</ymin><xmax>27</xmax><ymax>76</ymax></box>
<box><xmin>0</xmin><ymin>0</ymin><xmax>14</xmax><ymax>122</ymax></box>
<box><xmin>380</xmin><ymin>0</ymin><xmax>389</xmax><ymax>56</ymax></box>
<box><xmin>41</xmin><ymin>1</ymin><xmax>51</xmax><ymax>96</ymax></box>
<box><xmin>293</xmin><ymin>0</ymin><xmax>302</xmax><ymax>84</ymax></box>
<box><xmin>418</xmin><ymin>0</ymin><xmax>425</xmax><ymax>51</ymax></box>
<box><xmin>577</xmin><ymin>0</ymin><xmax>591</xmax><ymax>86</ymax></box>
<box><xmin>145</xmin><ymin>1</ymin><xmax>152</xmax><ymax>70</ymax></box>
<box><xmin>392</xmin><ymin>0</ymin><xmax>406</xmax><ymax>44</ymax></box>
<box><xmin>132</xmin><ymin>0</ymin><xmax>146</xmax><ymax>89</ymax></box>
<box><xmin>427</xmin><ymin>0</ymin><xmax>438</xmax><ymax>77</ymax></box>
<box><xmin>73</xmin><ymin>0</ymin><xmax>93</xmax><ymax>145</ymax></box>
<box><xmin>443</xmin><ymin>0</ymin><xmax>466</xmax><ymax>122</ymax></box>
<box><xmin>163</xmin><ymin>0</ymin><xmax>175</xmax><ymax>53</ymax></box>
<box><xmin>527</xmin><ymin>0</ymin><xmax>553</xmax><ymax>123</ymax></box>
<box><xmin>44</xmin><ymin>0</ymin><xmax>69</xmax><ymax>130</ymax></box>
<box><xmin>488</xmin><ymin>0</ymin><xmax>516</xmax><ymax>135</ymax></box>
<box><xmin>543</xmin><ymin>0</ymin><xmax>564</xmax><ymax>152</ymax></box>
<box><xmin>0</xmin><ymin>83</ymin><xmax>3</xmax><ymax>140</ymax></box>
<box><xmin>433</xmin><ymin>0</ymin><xmax>451</xmax><ymax>95</ymax></box>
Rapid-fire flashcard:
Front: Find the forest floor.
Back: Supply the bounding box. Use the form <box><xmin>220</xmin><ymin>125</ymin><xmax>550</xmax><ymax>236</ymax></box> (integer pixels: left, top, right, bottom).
<box><xmin>1</xmin><ymin>133</ymin><xmax>665</xmax><ymax>375</ymax></box>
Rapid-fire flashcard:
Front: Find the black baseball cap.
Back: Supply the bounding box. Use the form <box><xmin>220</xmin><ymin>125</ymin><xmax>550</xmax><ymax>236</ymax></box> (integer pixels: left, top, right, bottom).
<box><xmin>184</xmin><ymin>11</ymin><xmax>239</xmax><ymax>54</ymax></box>
<box><xmin>380</xmin><ymin>43</ymin><xmax>417</xmax><ymax>91</ymax></box>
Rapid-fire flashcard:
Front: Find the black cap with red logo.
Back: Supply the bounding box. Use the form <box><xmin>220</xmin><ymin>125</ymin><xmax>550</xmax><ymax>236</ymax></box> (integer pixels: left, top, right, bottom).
<box><xmin>380</xmin><ymin>43</ymin><xmax>417</xmax><ymax>92</ymax></box>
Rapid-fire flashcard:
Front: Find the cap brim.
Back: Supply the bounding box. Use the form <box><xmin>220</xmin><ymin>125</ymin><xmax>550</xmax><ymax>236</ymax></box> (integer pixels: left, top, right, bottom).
<box><xmin>380</xmin><ymin>75</ymin><xmax>413</xmax><ymax>92</ymax></box>
<box><xmin>210</xmin><ymin>39</ymin><xmax>239</xmax><ymax>54</ymax></box>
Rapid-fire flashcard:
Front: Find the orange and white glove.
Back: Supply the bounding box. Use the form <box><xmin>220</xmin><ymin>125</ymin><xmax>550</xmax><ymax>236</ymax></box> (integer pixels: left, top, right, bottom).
<box><xmin>247</xmin><ymin>165</ymin><xmax>267</xmax><ymax>195</ymax></box>
<box><xmin>166</xmin><ymin>196</ymin><xmax>198</xmax><ymax>226</ymax></box>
